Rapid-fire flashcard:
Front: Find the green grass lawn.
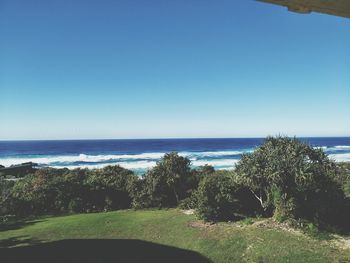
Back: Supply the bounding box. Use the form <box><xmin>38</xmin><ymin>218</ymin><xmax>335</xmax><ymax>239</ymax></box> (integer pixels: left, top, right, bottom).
<box><xmin>1</xmin><ymin>209</ymin><xmax>350</xmax><ymax>263</ymax></box>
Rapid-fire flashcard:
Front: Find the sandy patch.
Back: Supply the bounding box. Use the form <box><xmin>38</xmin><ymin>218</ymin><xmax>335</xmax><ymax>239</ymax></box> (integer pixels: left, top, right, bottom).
<box><xmin>182</xmin><ymin>209</ymin><xmax>195</xmax><ymax>215</ymax></box>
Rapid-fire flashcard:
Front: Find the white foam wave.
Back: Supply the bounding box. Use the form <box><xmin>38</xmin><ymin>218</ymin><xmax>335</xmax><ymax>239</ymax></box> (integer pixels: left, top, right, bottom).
<box><xmin>313</xmin><ymin>146</ymin><xmax>350</xmax><ymax>151</ymax></box>
<box><xmin>0</xmin><ymin>150</ymin><xmax>249</xmax><ymax>168</ymax></box>
<box><xmin>0</xmin><ymin>153</ymin><xmax>241</xmax><ymax>171</ymax></box>
<box><xmin>325</xmin><ymin>146</ymin><xmax>350</xmax><ymax>152</ymax></box>
<box><xmin>1</xmin><ymin>147</ymin><xmax>349</xmax><ymax>172</ymax></box>
<box><xmin>0</xmin><ymin>152</ymin><xmax>165</xmax><ymax>167</ymax></box>
<box><xmin>329</xmin><ymin>153</ymin><xmax>350</xmax><ymax>162</ymax></box>
<box><xmin>187</xmin><ymin>150</ymin><xmax>245</xmax><ymax>157</ymax></box>
<box><xmin>192</xmin><ymin>159</ymin><xmax>239</xmax><ymax>168</ymax></box>
<box><xmin>50</xmin><ymin>158</ymin><xmax>238</xmax><ymax>171</ymax></box>
<box><xmin>51</xmin><ymin>160</ymin><xmax>157</xmax><ymax>170</ymax></box>
<box><xmin>48</xmin><ymin>158</ymin><xmax>238</xmax><ymax>170</ymax></box>
<box><xmin>334</xmin><ymin>146</ymin><xmax>350</xmax><ymax>149</ymax></box>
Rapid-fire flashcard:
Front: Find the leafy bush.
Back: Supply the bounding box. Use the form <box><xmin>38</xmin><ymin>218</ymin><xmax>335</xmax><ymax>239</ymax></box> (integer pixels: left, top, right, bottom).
<box><xmin>85</xmin><ymin>165</ymin><xmax>138</xmax><ymax>211</ymax></box>
<box><xmin>140</xmin><ymin>152</ymin><xmax>199</xmax><ymax>207</ymax></box>
<box><xmin>127</xmin><ymin>177</ymin><xmax>154</xmax><ymax>209</ymax></box>
<box><xmin>195</xmin><ymin>170</ymin><xmax>261</xmax><ymax>221</ymax></box>
<box><xmin>196</xmin><ymin>172</ymin><xmax>241</xmax><ymax>221</ymax></box>
<box><xmin>178</xmin><ymin>193</ymin><xmax>198</xmax><ymax>210</ymax></box>
<box><xmin>0</xmin><ymin>178</ymin><xmax>15</xmax><ymax>215</ymax></box>
<box><xmin>8</xmin><ymin>166</ymin><xmax>137</xmax><ymax>216</ymax></box>
<box><xmin>68</xmin><ymin>197</ymin><xmax>84</xmax><ymax>213</ymax></box>
<box><xmin>334</xmin><ymin>162</ymin><xmax>350</xmax><ymax>197</ymax></box>
<box><xmin>10</xmin><ymin>169</ymin><xmax>68</xmax><ymax>215</ymax></box>
<box><xmin>235</xmin><ymin>136</ymin><xmax>347</xmax><ymax>228</ymax></box>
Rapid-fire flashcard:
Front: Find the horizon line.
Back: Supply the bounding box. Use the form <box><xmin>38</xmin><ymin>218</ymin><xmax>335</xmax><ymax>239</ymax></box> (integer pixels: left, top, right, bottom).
<box><xmin>1</xmin><ymin>135</ymin><xmax>350</xmax><ymax>142</ymax></box>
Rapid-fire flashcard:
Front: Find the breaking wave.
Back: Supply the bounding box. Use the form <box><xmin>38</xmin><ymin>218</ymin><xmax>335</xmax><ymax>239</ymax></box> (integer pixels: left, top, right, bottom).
<box><xmin>0</xmin><ymin>150</ymin><xmax>245</xmax><ymax>171</ymax></box>
<box><xmin>0</xmin><ymin>146</ymin><xmax>348</xmax><ymax>173</ymax></box>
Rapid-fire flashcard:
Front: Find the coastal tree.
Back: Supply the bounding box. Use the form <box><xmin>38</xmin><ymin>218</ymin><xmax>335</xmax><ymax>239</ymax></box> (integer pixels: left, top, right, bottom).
<box><xmin>235</xmin><ymin>136</ymin><xmax>345</xmax><ymax>226</ymax></box>
<box><xmin>195</xmin><ymin>172</ymin><xmax>239</xmax><ymax>221</ymax></box>
<box><xmin>85</xmin><ymin>165</ymin><xmax>138</xmax><ymax>210</ymax></box>
<box><xmin>144</xmin><ymin>152</ymin><xmax>198</xmax><ymax>207</ymax></box>
<box><xmin>10</xmin><ymin>168</ymin><xmax>73</xmax><ymax>215</ymax></box>
<box><xmin>195</xmin><ymin>170</ymin><xmax>261</xmax><ymax>221</ymax></box>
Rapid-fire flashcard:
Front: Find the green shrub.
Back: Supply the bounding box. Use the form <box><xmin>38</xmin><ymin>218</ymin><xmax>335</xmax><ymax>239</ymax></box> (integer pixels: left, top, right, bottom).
<box><xmin>235</xmin><ymin>136</ymin><xmax>347</xmax><ymax>228</ymax></box>
<box><xmin>196</xmin><ymin>172</ymin><xmax>241</xmax><ymax>221</ymax></box>
<box><xmin>68</xmin><ymin>197</ymin><xmax>84</xmax><ymax>213</ymax></box>
<box><xmin>10</xmin><ymin>170</ymin><xmax>70</xmax><ymax>215</ymax></box>
<box><xmin>8</xmin><ymin>166</ymin><xmax>137</xmax><ymax>216</ymax></box>
<box><xmin>178</xmin><ymin>193</ymin><xmax>198</xmax><ymax>210</ymax></box>
<box><xmin>127</xmin><ymin>178</ymin><xmax>153</xmax><ymax>209</ymax></box>
<box><xmin>0</xmin><ymin>178</ymin><xmax>15</xmax><ymax>216</ymax></box>
<box><xmin>85</xmin><ymin>165</ymin><xmax>138</xmax><ymax>211</ymax></box>
<box><xmin>334</xmin><ymin>162</ymin><xmax>350</xmax><ymax>197</ymax></box>
<box><xmin>141</xmin><ymin>152</ymin><xmax>199</xmax><ymax>207</ymax></box>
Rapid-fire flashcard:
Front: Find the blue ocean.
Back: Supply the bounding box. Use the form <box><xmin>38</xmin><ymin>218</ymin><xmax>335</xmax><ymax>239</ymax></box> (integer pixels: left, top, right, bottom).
<box><xmin>0</xmin><ymin>138</ymin><xmax>349</xmax><ymax>174</ymax></box>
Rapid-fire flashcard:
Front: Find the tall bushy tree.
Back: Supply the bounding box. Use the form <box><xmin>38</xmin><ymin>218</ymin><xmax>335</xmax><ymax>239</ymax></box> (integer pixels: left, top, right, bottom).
<box><xmin>195</xmin><ymin>170</ymin><xmax>261</xmax><ymax>221</ymax></box>
<box><xmin>196</xmin><ymin>172</ymin><xmax>239</xmax><ymax>221</ymax></box>
<box><xmin>235</xmin><ymin>136</ymin><xmax>344</xmax><ymax>225</ymax></box>
<box><xmin>10</xmin><ymin>168</ymin><xmax>71</xmax><ymax>215</ymax></box>
<box><xmin>142</xmin><ymin>152</ymin><xmax>197</xmax><ymax>207</ymax></box>
<box><xmin>127</xmin><ymin>177</ymin><xmax>153</xmax><ymax>209</ymax></box>
<box><xmin>85</xmin><ymin>165</ymin><xmax>138</xmax><ymax>210</ymax></box>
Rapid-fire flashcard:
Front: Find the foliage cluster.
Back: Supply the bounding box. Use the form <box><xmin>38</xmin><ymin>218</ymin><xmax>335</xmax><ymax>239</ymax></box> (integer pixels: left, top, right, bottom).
<box><xmin>3</xmin><ymin>166</ymin><xmax>137</xmax><ymax>216</ymax></box>
<box><xmin>235</xmin><ymin>136</ymin><xmax>349</xmax><ymax>230</ymax></box>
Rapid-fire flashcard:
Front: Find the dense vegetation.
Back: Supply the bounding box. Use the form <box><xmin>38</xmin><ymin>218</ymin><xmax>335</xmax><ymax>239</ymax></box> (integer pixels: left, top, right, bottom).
<box><xmin>235</xmin><ymin>137</ymin><xmax>349</xmax><ymax>230</ymax></box>
<box><xmin>1</xmin><ymin>136</ymin><xmax>350</xmax><ymax>233</ymax></box>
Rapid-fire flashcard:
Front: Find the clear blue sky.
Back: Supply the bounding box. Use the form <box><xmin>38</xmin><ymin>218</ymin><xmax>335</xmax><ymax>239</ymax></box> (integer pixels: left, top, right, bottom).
<box><xmin>0</xmin><ymin>0</ymin><xmax>349</xmax><ymax>140</ymax></box>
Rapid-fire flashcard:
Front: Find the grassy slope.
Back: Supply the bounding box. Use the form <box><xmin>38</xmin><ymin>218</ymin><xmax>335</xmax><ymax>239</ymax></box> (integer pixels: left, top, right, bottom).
<box><xmin>1</xmin><ymin>209</ymin><xmax>350</xmax><ymax>263</ymax></box>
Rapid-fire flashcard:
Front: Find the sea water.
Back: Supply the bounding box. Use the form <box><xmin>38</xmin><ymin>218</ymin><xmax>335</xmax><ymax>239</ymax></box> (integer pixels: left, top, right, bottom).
<box><xmin>0</xmin><ymin>137</ymin><xmax>349</xmax><ymax>174</ymax></box>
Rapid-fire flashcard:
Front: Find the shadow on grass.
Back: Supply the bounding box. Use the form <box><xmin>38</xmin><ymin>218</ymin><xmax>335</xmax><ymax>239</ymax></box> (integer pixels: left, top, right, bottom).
<box><xmin>0</xmin><ymin>238</ymin><xmax>212</xmax><ymax>263</ymax></box>
<box><xmin>0</xmin><ymin>219</ymin><xmax>44</xmax><ymax>232</ymax></box>
<box><xmin>0</xmin><ymin>236</ymin><xmax>41</xmax><ymax>248</ymax></box>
